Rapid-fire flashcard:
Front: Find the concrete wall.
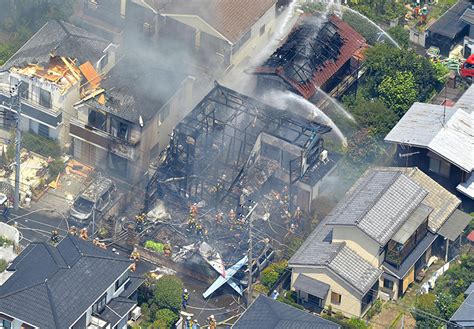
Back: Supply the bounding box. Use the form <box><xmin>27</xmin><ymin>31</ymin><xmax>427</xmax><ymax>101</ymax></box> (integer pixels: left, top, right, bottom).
<box><xmin>409</xmin><ymin>28</ymin><xmax>427</xmax><ymax>47</ymax></box>
<box><xmin>332</xmin><ymin>226</ymin><xmax>383</xmax><ymax>267</ymax></box>
<box><xmin>0</xmin><ymin>223</ymin><xmax>19</xmax><ymax>245</ymax></box>
<box><xmin>291</xmin><ymin>267</ymin><xmax>363</xmax><ymax>318</ymax></box>
<box><xmin>231</xmin><ymin>4</ymin><xmax>276</xmax><ymax>67</ymax></box>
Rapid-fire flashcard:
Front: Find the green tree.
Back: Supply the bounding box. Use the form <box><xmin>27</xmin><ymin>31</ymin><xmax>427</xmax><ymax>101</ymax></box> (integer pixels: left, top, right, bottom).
<box><xmin>344</xmin><ymin>318</ymin><xmax>369</xmax><ymax>329</ymax></box>
<box><xmin>388</xmin><ymin>26</ymin><xmax>409</xmax><ymax>48</ymax></box>
<box><xmin>152</xmin><ymin>275</ymin><xmax>183</xmax><ymax>312</ymax></box>
<box><xmin>413</xmin><ymin>293</ymin><xmax>442</xmax><ymax>328</ymax></box>
<box><xmin>153</xmin><ymin>309</ymin><xmax>179</xmax><ymax>329</ymax></box>
<box><xmin>378</xmin><ymin>71</ymin><xmax>417</xmax><ymax>118</ymax></box>
<box><xmin>364</xmin><ymin>44</ymin><xmax>440</xmax><ymax>102</ymax></box>
<box><xmin>344</xmin><ymin>94</ymin><xmax>398</xmax><ymax>138</ymax></box>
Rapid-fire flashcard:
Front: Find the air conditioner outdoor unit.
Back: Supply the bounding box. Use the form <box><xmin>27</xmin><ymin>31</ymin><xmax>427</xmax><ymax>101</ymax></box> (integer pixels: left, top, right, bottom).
<box><xmin>131</xmin><ymin>306</ymin><xmax>142</xmax><ymax>321</ymax></box>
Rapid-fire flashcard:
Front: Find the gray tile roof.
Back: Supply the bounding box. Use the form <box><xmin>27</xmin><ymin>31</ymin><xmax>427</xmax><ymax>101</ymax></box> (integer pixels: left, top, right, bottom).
<box><xmin>289</xmin><ymin>218</ymin><xmax>382</xmax><ymax>296</ymax></box>
<box><xmin>328</xmin><ymin>245</ymin><xmax>382</xmax><ymax>295</ymax></box>
<box><xmin>450</xmin><ymin>290</ymin><xmax>474</xmax><ymax>326</ymax></box>
<box><xmin>466</xmin><ymin>283</ymin><xmax>474</xmax><ymax>296</ymax></box>
<box><xmin>326</xmin><ymin>169</ymin><xmax>428</xmax><ymax>246</ymax></box>
<box><xmin>1</xmin><ymin>20</ymin><xmax>111</xmax><ymax>72</ymax></box>
<box><xmin>0</xmin><ymin>235</ymin><xmax>133</xmax><ymax>328</ymax></box>
<box><xmin>461</xmin><ymin>8</ymin><xmax>474</xmax><ymax>24</ymax></box>
<box><xmin>232</xmin><ymin>295</ymin><xmax>340</xmax><ymax>329</ymax></box>
<box><xmin>397</xmin><ymin>167</ymin><xmax>460</xmax><ymax>232</ymax></box>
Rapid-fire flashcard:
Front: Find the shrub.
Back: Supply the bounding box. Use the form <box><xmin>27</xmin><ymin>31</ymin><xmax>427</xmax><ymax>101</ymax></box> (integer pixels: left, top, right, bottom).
<box><xmin>152</xmin><ymin>275</ymin><xmax>183</xmax><ymax>312</ymax></box>
<box><xmin>345</xmin><ymin>318</ymin><xmax>370</xmax><ymax>329</ymax></box>
<box><xmin>366</xmin><ymin>299</ymin><xmax>383</xmax><ymax>319</ymax></box>
<box><xmin>260</xmin><ymin>260</ymin><xmax>288</xmax><ymax>289</ymax></box>
<box><xmin>261</xmin><ymin>268</ymin><xmax>279</xmax><ymax>289</ymax></box>
<box><xmin>153</xmin><ymin>308</ymin><xmax>179</xmax><ymax>329</ymax></box>
<box><xmin>48</xmin><ymin>158</ymin><xmax>65</xmax><ymax>179</ymax></box>
<box><xmin>0</xmin><ymin>259</ymin><xmax>8</xmax><ymax>272</ymax></box>
<box><xmin>145</xmin><ymin>240</ymin><xmax>164</xmax><ymax>253</ymax></box>
<box><xmin>22</xmin><ymin>132</ymin><xmax>61</xmax><ymax>158</ymax></box>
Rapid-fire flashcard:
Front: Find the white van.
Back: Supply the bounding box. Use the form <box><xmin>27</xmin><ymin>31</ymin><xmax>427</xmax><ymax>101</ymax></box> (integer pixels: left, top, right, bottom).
<box><xmin>70</xmin><ymin>178</ymin><xmax>115</xmax><ymax>221</ymax></box>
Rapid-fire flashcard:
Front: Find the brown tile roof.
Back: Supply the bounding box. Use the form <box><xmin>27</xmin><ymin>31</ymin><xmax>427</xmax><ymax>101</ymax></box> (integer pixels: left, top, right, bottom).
<box><xmin>254</xmin><ymin>15</ymin><xmax>367</xmax><ymax>99</ymax></box>
<box><xmin>162</xmin><ymin>0</ymin><xmax>276</xmax><ymax>43</ymax></box>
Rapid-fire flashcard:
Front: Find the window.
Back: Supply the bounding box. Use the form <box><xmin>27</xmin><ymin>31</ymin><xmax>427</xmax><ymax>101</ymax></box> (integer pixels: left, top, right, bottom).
<box><xmin>39</xmin><ymin>88</ymin><xmax>51</xmax><ymax>108</ymax></box>
<box><xmin>260</xmin><ymin>24</ymin><xmax>266</xmax><ymax>36</ymax></box>
<box><xmin>92</xmin><ymin>293</ymin><xmax>107</xmax><ymax>314</ymax></box>
<box><xmin>111</xmin><ymin>117</ymin><xmax>130</xmax><ymax>141</ymax></box>
<box><xmin>429</xmin><ymin>157</ymin><xmax>450</xmax><ymax>178</ymax></box>
<box><xmin>88</xmin><ymin>110</ymin><xmax>107</xmax><ymax>131</ymax></box>
<box><xmin>38</xmin><ymin>123</ymin><xmax>49</xmax><ymax>138</ymax></box>
<box><xmin>331</xmin><ymin>291</ymin><xmax>341</xmax><ymax>304</ymax></box>
<box><xmin>115</xmin><ymin>270</ymin><xmax>129</xmax><ymax>291</ymax></box>
<box><xmin>383</xmin><ymin>278</ymin><xmax>394</xmax><ymax>290</ymax></box>
<box><xmin>0</xmin><ymin>319</ymin><xmax>11</xmax><ymax>329</ymax></box>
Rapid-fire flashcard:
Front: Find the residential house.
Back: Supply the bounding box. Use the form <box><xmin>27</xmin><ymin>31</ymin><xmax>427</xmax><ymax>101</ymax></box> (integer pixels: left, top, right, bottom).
<box><xmin>289</xmin><ymin>167</ymin><xmax>471</xmax><ymax>318</ymax></box>
<box><xmin>451</xmin><ymin>282</ymin><xmax>474</xmax><ymax>328</ymax></box>
<box><xmin>75</xmin><ymin>0</ymin><xmax>163</xmax><ymax>45</ymax></box>
<box><xmin>384</xmin><ymin>84</ymin><xmax>474</xmax><ymax>201</ymax></box>
<box><xmin>0</xmin><ymin>235</ymin><xmax>143</xmax><ymax>329</ymax></box>
<box><xmin>71</xmin><ymin>57</ymin><xmax>194</xmax><ymax>182</ymax></box>
<box><xmin>253</xmin><ymin>14</ymin><xmax>367</xmax><ymax>99</ymax></box>
<box><xmin>425</xmin><ymin>0</ymin><xmax>473</xmax><ymax>56</ymax></box>
<box><xmin>0</xmin><ymin>20</ymin><xmax>117</xmax><ymax>148</ymax></box>
<box><xmin>231</xmin><ymin>294</ymin><xmax>340</xmax><ymax>328</ymax></box>
<box><xmin>160</xmin><ymin>0</ymin><xmax>277</xmax><ymax>73</ymax></box>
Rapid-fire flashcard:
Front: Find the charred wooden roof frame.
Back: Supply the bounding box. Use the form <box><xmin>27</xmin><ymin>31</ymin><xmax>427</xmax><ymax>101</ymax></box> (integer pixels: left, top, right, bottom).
<box><xmin>145</xmin><ymin>84</ymin><xmax>331</xmax><ymax>212</ymax></box>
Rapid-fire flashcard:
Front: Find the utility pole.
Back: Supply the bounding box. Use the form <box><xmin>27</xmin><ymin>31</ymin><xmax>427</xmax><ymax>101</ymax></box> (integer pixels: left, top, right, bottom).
<box><xmin>246</xmin><ymin>202</ymin><xmax>258</xmax><ymax>306</ymax></box>
<box><xmin>10</xmin><ymin>81</ymin><xmax>22</xmax><ymax>211</ymax></box>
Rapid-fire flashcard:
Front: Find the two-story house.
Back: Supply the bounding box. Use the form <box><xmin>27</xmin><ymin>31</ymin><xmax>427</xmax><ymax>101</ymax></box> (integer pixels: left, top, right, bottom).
<box><xmin>70</xmin><ymin>56</ymin><xmax>195</xmax><ymax>182</ymax></box>
<box><xmin>0</xmin><ymin>20</ymin><xmax>117</xmax><ymax>148</ymax></box>
<box><xmin>289</xmin><ymin>167</ymin><xmax>471</xmax><ymax>318</ymax></box>
<box><xmin>160</xmin><ymin>0</ymin><xmax>278</xmax><ymax>74</ymax></box>
<box><xmin>0</xmin><ymin>234</ymin><xmax>143</xmax><ymax>329</ymax></box>
<box><xmin>384</xmin><ymin>84</ymin><xmax>474</xmax><ymax>201</ymax></box>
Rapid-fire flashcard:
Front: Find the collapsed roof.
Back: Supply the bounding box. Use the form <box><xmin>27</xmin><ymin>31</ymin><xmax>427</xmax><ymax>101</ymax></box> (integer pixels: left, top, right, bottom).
<box><xmin>254</xmin><ymin>15</ymin><xmax>367</xmax><ymax>99</ymax></box>
<box><xmin>146</xmin><ymin>84</ymin><xmax>331</xmax><ymax>211</ymax></box>
<box><xmin>78</xmin><ymin>56</ymin><xmax>188</xmax><ymax>124</ymax></box>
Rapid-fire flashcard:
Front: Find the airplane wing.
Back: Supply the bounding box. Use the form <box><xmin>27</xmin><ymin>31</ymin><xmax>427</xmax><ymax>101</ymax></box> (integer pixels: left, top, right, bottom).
<box><xmin>226</xmin><ymin>277</ymin><xmax>244</xmax><ymax>295</ymax></box>
<box><xmin>225</xmin><ymin>255</ymin><xmax>248</xmax><ymax>278</ymax></box>
<box><xmin>202</xmin><ymin>256</ymin><xmax>248</xmax><ymax>298</ymax></box>
<box><xmin>203</xmin><ymin>275</ymin><xmax>227</xmax><ymax>298</ymax></box>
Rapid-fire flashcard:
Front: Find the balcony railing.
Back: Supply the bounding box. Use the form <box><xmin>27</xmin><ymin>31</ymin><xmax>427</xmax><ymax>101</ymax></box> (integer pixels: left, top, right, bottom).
<box><xmin>70</xmin><ymin>119</ymin><xmax>139</xmax><ymax>160</ymax></box>
<box><xmin>0</xmin><ymin>89</ymin><xmax>62</xmax><ymax>128</ymax></box>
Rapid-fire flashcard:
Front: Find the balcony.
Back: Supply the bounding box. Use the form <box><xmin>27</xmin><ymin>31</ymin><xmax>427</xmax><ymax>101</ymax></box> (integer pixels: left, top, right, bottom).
<box><xmin>0</xmin><ymin>89</ymin><xmax>62</xmax><ymax>128</ymax></box>
<box><xmin>70</xmin><ymin>119</ymin><xmax>139</xmax><ymax>160</ymax></box>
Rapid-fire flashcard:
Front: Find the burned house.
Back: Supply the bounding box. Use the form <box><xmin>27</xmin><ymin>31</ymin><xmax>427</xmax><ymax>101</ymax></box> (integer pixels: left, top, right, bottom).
<box><xmin>146</xmin><ymin>83</ymin><xmax>336</xmax><ymax>216</ymax></box>
<box><xmin>71</xmin><ymin>57</ymin><xmax>194</xmax><ymax>182</ymax></box>
<box><xmin>253</xmin><ymin>15</ymin><xmax>367</xmax><ymax>99</ymax></box>
<box><xmin>0</xmin><ymin>20</ymin><xmax>117</xmax><ymax>147</ymax></box>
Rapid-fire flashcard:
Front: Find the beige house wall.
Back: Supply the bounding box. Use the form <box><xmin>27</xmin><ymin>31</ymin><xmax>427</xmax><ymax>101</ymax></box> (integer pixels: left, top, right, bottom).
<box><xmin>332</xmin><ymin>226</ymin><xmax>384</xmax><ymax>268</ymax></box>
<box><xmin>291</xmin><ymin>267</ymin><xmax>364</xmax><ymax>318</ymax></box>
<box><xmin>230</xmin><ymin>4</ymin><xmax>276</xmax><ymax>67</ymax></box>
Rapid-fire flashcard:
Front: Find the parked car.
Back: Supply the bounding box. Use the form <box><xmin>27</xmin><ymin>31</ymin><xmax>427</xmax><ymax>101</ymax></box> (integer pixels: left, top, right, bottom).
<box><xmin>70</xmin><ymin>178</ymin><xmax>115</xmax><ymax>221</ymax></box>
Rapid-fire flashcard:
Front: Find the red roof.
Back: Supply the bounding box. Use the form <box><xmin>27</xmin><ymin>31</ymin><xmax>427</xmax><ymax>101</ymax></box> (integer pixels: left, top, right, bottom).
<box><xmin>254</xmin><ymin>15</ymin><xmax>367</xmax><ymax>99</ymax></box>
<box><xmin>467</xmin><ymin>230</ymin><xmax>474</xmax><ymax>243</ymax></box>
